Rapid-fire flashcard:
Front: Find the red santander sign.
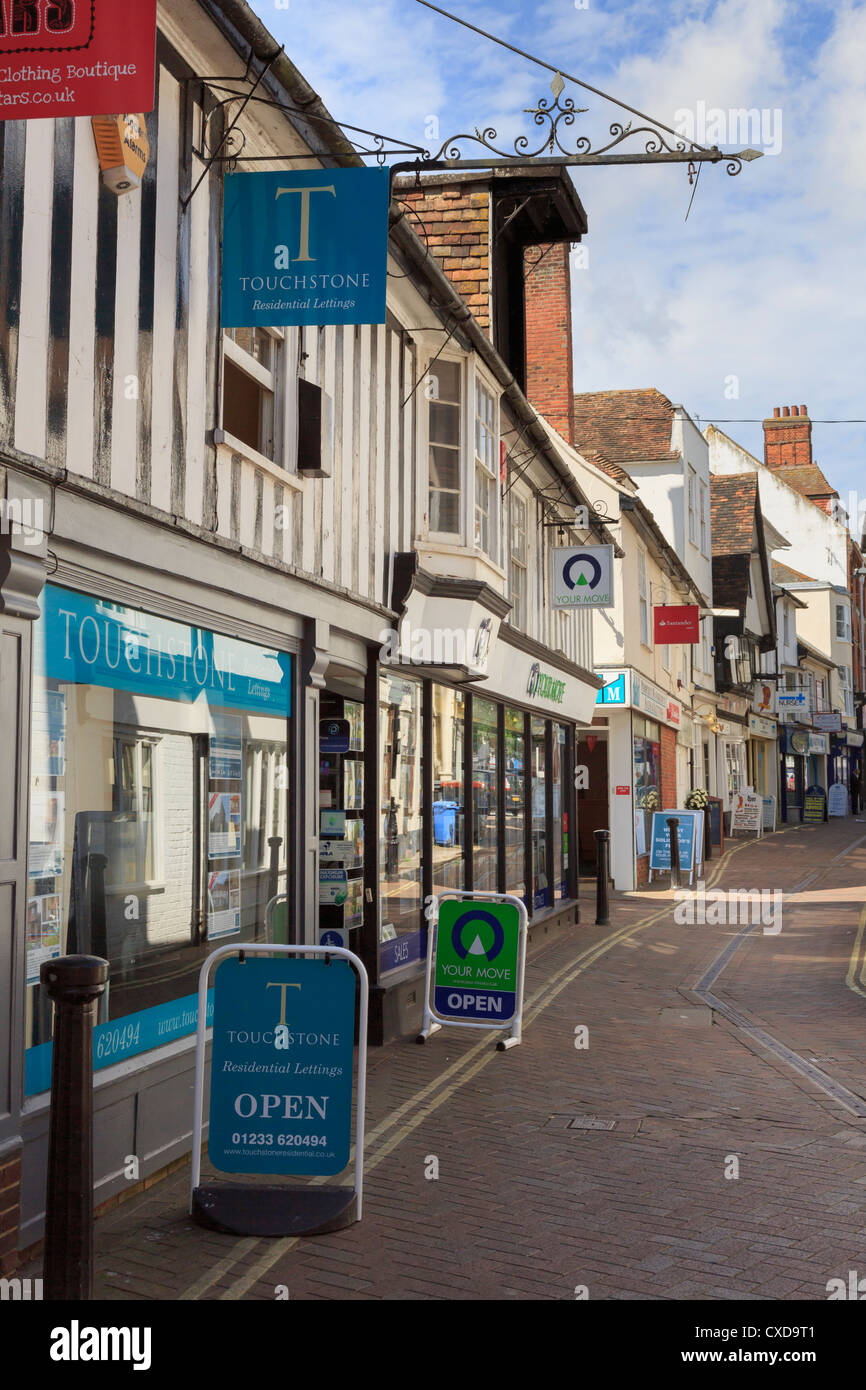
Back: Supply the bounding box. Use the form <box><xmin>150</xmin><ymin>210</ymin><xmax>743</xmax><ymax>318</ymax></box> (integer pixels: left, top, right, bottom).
<box><xmin>0</xmin><ymin>0</ymin><xmax>156</xmax><ymax>120</ymax></box>
<box><xmin>653</xmin><ymin>604</ymin><xmax>700</xmax><ymax>645</ymax></box>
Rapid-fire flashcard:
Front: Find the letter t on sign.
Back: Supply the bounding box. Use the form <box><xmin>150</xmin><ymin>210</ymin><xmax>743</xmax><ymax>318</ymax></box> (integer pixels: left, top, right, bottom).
<box><xmin>274</xmin><ymin>186</ymin><xmax>336</xmax><ymax>263</ymax></box>
<box><xmin>266</xmin><ymin>982</ymin><xmax>301</xmax><ymax>1026</ymax></box>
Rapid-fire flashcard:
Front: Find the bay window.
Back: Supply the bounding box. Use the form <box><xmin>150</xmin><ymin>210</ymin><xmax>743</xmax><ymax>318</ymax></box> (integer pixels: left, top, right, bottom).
<box><xmin>428</xmin><ymin>359</ymin><xmax>462</xmax><ymax>535</ymax></box>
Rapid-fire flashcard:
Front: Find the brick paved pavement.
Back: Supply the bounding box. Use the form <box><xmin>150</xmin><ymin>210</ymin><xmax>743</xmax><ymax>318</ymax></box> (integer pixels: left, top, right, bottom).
<box><xmin>25</xmin><ymin>819</ymin><xmax>866</xmax><ymax>1300</ymax></box>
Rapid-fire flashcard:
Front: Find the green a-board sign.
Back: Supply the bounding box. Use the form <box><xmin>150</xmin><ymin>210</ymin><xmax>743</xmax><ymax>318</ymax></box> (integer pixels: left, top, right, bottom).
<box><xmin>433</xmin><ymin>899</ymin><xmax>521</xmax><ymax>1023</ymax></box>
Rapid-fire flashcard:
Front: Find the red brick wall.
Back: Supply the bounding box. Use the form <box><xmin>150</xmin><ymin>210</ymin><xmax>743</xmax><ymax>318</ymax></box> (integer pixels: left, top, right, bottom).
<box><xmin>0</xmin><ymin>1149</ymin><xmax>22</xmax><ymax>1274</ymax></box>
<box><xmin>660</xmin><ymin>726</ymin><xmax>678</xmax><ymax>812</ymax></box>
<box><xmin>763</xmin><ymin>405</ymin><xmax>812</xmax><ymax>470</ymax></box>
<box><xmin>524</xmin><ymin>242</ymin><xmax>574</xmax><ymax>445</ymax></box>
<box><xmin>398</xmin><ymin>184</ymin><xmax>491</xmax><ymax>331</ymax></box>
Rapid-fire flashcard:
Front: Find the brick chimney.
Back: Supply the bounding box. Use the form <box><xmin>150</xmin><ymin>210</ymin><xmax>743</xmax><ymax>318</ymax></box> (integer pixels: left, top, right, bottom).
<box><xmin>397</xmin><ymin>181</ymin><xmax>492</xmax><ymax>331</ymax></box>
<box><xmin>523</xmin><ymin>242</ymin><xmax>575</xmax><ymax>446</ymax></box>
<box><xmin>763</xmin><ymin>404</ymin><xmax>813</xmax><ymax>470</ymax></box>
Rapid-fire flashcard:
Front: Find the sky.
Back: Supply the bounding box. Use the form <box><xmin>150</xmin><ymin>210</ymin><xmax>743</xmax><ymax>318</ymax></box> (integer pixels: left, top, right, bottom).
<box><xmin>250</xmin><ymin>0</ymin><xmax>865</xmax><ymax>535</ymax></box>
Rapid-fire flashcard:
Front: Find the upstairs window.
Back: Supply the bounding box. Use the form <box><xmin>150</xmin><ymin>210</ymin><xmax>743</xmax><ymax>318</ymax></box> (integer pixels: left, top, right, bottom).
<box><xmin>222</xmin><ymin>327</ymin><xmax>280</xmax><ymax>462</ymax></box>
<box><xmin>474</xmin><ymin>379</ymin><xmax>498</xmax><ymax>557</ymax></box>
<box><xmin>699</xmin><ymin>478</ymin><xmax>708</xmax><ymax>556</ymax></box>
<box><xmin>428</xmin><ymin>359</ymin><xmax>462</xmax><ymax>535</ymax></box>
<box><xmin>510</xmin><ymin>494</ymin><xmax>527</xmax><ymax>629</ymax></box>
<box><xmin>638</xmin><ymin>549</ymin><xmax>650</xmax><ymax>647</ymax></box>
<box><xmin>687</xmin><ymin>468</ymin><xmax>696</xmax><ymax>545</ymax></box>
<box><xmin>836</xmin><ymin>604</ymin><xmax>851</xmax><ymax>641</ymax></box>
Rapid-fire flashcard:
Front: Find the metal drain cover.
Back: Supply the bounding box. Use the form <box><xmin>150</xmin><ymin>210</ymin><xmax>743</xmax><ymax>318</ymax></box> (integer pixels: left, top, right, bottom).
<box><xmin>566</xmin><ymin>1116</ymin><xmax>617</xmax><ymax>1131</ymax></box>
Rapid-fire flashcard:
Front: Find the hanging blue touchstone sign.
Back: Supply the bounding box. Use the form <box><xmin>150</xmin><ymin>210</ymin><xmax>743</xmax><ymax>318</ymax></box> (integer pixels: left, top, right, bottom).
<box><xmin>208</xmin><ymin>956</ymin><xmax>355</xmax><ymax>1176</ymax></box>
<box><xmin>221</xmin><ymin>167</ymin><xmax>390</xmax><ymax>327</ymax></box>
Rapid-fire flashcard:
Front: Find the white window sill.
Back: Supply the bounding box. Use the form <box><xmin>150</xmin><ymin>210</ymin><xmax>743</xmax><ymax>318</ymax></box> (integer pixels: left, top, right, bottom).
<box><xmin>214</xmin><ymin>431</ymin><xmax>304</xmax><ymax>492</ymax></box>
<box><xmin>105</xmin><ymin>881</ymin><xmax>166</xmax><ymax>896</ymax></box>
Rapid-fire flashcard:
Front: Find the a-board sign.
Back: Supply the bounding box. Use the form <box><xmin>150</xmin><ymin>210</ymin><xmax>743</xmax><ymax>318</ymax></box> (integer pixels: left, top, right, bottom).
<box><xmin>804</xmin><ymin>790</ymin><xmax>826</xmax><ymax>824</ymax></box>
<box><xmin>207</xmin><ymin>955</ymin><xmax>354</xmax><ymax>1176</ymax></box>
<box><xmin>828</xmin><ymin>783</ymin><xmax>849</xmax><ymax>817</ymax></box>
<box><xmin>707</xmin><ymin>797</ymin><xmax>724</xmax><ymax>850</ymax></box>
<box><xmin>434</xmin><ymin>899</ymin><xmax>521</xmax><ymax>1023</ymax></box>
<box><xmin>649</xmin><ymin>811</ymin><xmax>701</xmax><ymax>878</ymax></box>
<box><xmin>762</xmin><ymin>795</ymin><xmax>777</xmax><ymax>831</ymax></box>
<box><xmin>731</xmin><ymin>789</ymin><xmax>762</xmax><ymax>835</ymax></box>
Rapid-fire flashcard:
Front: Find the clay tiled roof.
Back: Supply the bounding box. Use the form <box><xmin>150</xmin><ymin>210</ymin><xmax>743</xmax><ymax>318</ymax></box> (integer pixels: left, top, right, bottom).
<box><xmin>772</xmin><ymin>463</ymin><xmax>838</xmax><ymax>501</ymax></box>
<box><xmin>772</xmin><ymin>559</ymin><xmax>817</xmax><ymax>585</ymax></box>
<box><xmin>577</xmin><ymin>445</ymin><xmax>632</xmax><ymax>487</ymax></box>
<box><xmin>710</xmin><ymin>474</ymin><xmax>758</xmax><ymax>556</ymax></box>
<box><xmin>572</xmin><ymin>389</ymin><xmax>677</xmax><ymax>464</ymax></box>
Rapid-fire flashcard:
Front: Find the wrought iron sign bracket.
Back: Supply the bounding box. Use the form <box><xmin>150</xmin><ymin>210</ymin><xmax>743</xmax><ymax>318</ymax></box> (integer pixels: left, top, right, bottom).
<box><xmin>181</xmin><ymin>45</ymin><xmax>282</xmax><ymax>211</ymax></box>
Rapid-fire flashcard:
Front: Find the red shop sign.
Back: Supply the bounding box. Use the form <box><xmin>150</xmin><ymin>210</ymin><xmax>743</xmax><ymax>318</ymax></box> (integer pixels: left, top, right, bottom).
<box><xmin>0</xmin><ymin>0</ymin><xmax>157</xmax><ymax>121</ymax></box>
<box><xmin>653</xmin><ymin>604</ymin><xmax>700</xmax><ymax>645</ymax></box>
<box><xmin>615</xmin><ymin>785</ymin><xmax>630</xmax><ymax>795</ymax></box>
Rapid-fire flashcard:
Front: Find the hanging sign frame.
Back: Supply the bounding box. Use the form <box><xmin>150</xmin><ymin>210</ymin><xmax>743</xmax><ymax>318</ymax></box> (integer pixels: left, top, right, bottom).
<box><xmin>190</xmin><ymin>942</ymin><xmax>368</xmax><ymax>1237</ymax></box>
<box><xmin>417</xmin><ymin>890</ymin><xmax>528</xmax><ymax>1050</ymax></box>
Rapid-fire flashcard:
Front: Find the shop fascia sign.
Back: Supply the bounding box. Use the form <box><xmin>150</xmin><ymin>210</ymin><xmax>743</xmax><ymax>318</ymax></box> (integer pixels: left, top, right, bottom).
<box><xmin>0</xmin><ymin>0</ymin><xmax>157</xmax><ymax>120</ymax></box>
<box><xmin>812</xmin><ymin>711</ymin><xmax>842</xmax><ymax>733</ymax></box>
<box><xmin>632</xmin><ymin>671</ymin><xmax>681</xmax><ymax>728</ymax></box>
<box><xmin>526</xmin><ymin>661</ymin><xmax>566</xmax><ymax>705</ymax></box>
<box><xmin>42</xmin><ymin>583</ymin><xmax>292</xmax><ymax>716</ymax></box>
<box><xmin>595</xmin><ymin>669</ymin><xmax>631</xmax><ymax>707</ymax></box>
<box><xmin>221</xmin><ymin>168</ymin><xmax>389</xmax><ymax>328</ymax></box>
<box><xmin>551</xmin><ymin>545</ymin><xmax>614</xmax><ymax>609</ymax></box>
<box><xmin>748</xmin><ymin>713</ymin><xmax>777</xmax><ymax>739</ymax></box>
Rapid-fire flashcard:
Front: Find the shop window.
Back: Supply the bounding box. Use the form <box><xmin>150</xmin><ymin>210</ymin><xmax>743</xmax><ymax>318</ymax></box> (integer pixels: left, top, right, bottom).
<box><xmin>472</xmin><ymin>696</ymin><xmax>500</xmax><ymax>892</ymax></box>
<box><xmin>428</xmin><ymin>358</ymin><xmax>462</xmax><ymax>536</ymax></box>
<box><xmin>474</xmin><ymin>379</ymin><xmax>498</xmax><ymax>558</ymax></box>
<box><xmin>432</xmin><ymin>686</ymin><xmax>466</xmax><ymax>894</ymax></box>
<box><xmin>633</xmin><ymin>715</ymin><xmax>661</xmax><ymax>851</ymax></box>
<box><xmin>530</xmin><ymin>717</ymin><xmax>549</xmax><ymax>910</ymax></box>
<box><xmin>222</xmin><ymin>327</ymin><xmax>280</xmax><ymax>462</ymax></box>
<box><xmin>509</xmin><ymin>494</ymin><xmax>527</xmax><ymax>629</ymax></box>
<box><xmin>504</xmin><ymin>707</ymin><xmax>525</xmax><ymax>900</ymax></box>
<box><xmin>379</xmin><ymin>674</ymin><xmax>423</xmax><ymax>972</ymax></box>
<box><xmin>24</xmin><ymin>584</ymin><xmax>292</xmax><ymax>1095</ymax></box>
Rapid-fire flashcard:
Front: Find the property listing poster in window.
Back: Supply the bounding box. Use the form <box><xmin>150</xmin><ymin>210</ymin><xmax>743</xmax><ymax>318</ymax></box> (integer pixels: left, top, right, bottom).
<box><xmin>209</xmin><ymin>711</ymin><xmax>243</xmax><ymax>780</ymax></box>
<box><xmin>207</xmin><ymin>869</ymin><xmax>241</xmax><ymax>939</ymax></box>
<box><xmin>25</xmin><ymin>890</ymin><xmax>62</xmax><ymax>986</ymax></box>
<box><xmin>208</xmin><ymin>791</ymin><xmax>242</xmax><ymax>859</ymax></box>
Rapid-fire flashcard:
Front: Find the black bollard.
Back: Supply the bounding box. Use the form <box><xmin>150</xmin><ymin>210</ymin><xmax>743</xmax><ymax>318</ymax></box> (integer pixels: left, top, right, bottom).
<box><xmin>594</xmin><ymin>828</ymin><xmax>611</xmax><ymax>925</ymax></box>
<box><xmin>40</xmin><ymin>954</ymin><xmax>109</xmax><ymax>1301</ymax></box>
<box><xmin>703</xmin><ymin>805</ymin><xmax>712</xmax><ymax>863</ymax></box>
<box><xmin>667</xmin><ymin>817</ymin><xmax>681</xmax><ymax>889</ymax></box>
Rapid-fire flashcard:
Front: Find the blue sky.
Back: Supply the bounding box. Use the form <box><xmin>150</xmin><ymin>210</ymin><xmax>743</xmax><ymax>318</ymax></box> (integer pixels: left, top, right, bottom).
<box><xmin>251</xmin><ymin>0</ymin><xmax>865</xmax><ymax>533</ymax></box>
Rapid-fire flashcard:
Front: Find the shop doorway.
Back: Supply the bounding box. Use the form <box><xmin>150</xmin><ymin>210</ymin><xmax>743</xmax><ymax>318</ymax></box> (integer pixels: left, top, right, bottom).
<box><xmin>577</xmin><ymin>732</ymin><xmax>608</xmax><ymax>875</ymax></box>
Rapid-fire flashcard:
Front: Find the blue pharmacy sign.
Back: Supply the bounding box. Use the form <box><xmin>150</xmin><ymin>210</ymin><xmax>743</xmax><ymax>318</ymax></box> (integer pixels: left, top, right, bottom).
<box><xmin>221</xmin><ymin>168</ymin><xmax>390</xmax><ymax>328</ymax></box>
<box><xmin>207</xmin><ymin>956</ymin><xmax>355</xmax><ymax>1176</ymax></box>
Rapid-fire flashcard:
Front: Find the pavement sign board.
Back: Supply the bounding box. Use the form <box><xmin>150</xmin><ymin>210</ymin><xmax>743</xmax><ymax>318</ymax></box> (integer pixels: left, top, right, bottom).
<box><xmin>418</xmin><ymin>892</ymin><xmax>528</xmax><ymax>1048</ymax></box>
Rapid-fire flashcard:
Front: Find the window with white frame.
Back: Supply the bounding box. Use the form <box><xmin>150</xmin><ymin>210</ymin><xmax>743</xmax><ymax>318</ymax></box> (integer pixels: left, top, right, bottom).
<box><xmin>836</xmin><ymin>603</ymin><xmax>851</xmax><ymax>640</ymax></box>
<box><xmin>702</xmin><ymin>617</ymin><xmax>711</xmax><ymax>674</ymax></box>
<box><xmin>638</xmin><ymin>548</ymin><xmax>650</xmax><ymax>646</ymax></box>
<box><xmin>222</xmin><ymin>327</ymin><xmax>281</xmax><ymax>462</ymax></box>
<box><xmin>510</xmin><ymin>493</ymin><xmax>527</xmax><ymax>630</ymax></box>
<box><xmin>699</xmin><ymin>478</ymin><xmax>708</xmax><ymax>556</ymax></box>
<box><xmin>782</xmin><ymin>603</ymin><xmax>790</xmax><ymax>647</ymax></box>
<box><xmin>109</xmin><ymin>735</ymin><xmax>160</xmax><ymax>886</ymax></box>
<box><xmin>840</xmin><ymin>665</ymin><xmax>854</xmax><ymax>716</ymax></box>
<box><xmin>474</xmin><ymin>378</ymin><xmax>498</xmax><ymax>558</ymax></box>
<box><xmin>427</xmin><ymin>358</ymin><xmax>462</xmax><ymax>535</ymax></box>
<box><xmin>687</xmin><ymin>468</ymin><xmax>696</xmax><ymax>545</ymax></box>
<box><xmin>815</xmin><ymin>678</ymin><xmax>825</xmax><ymax>711</ymax></box>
